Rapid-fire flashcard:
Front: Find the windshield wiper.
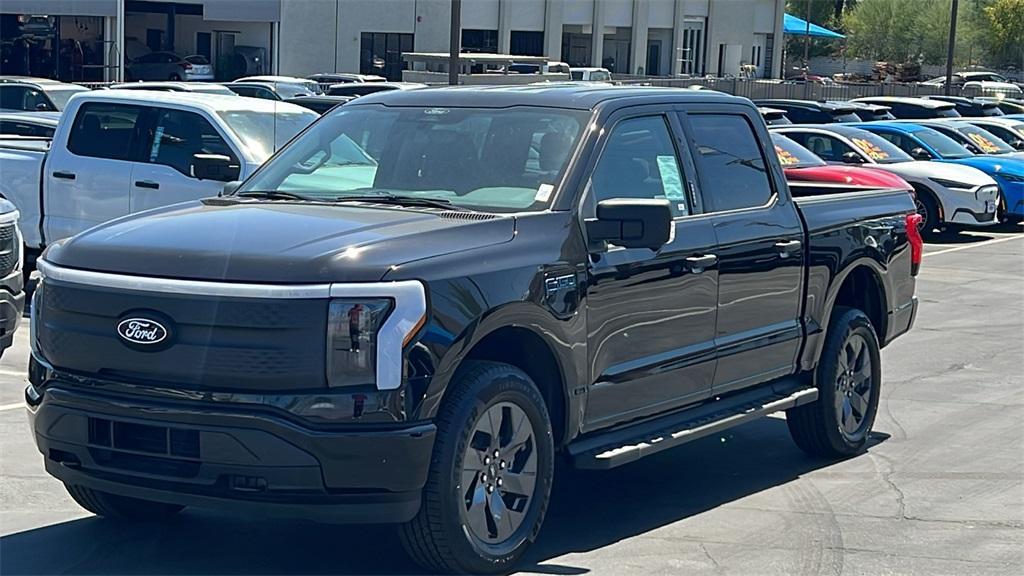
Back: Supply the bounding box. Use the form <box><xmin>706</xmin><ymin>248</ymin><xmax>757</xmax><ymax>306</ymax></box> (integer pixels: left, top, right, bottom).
<box><xmin>332</xmin><ymin>193</ymin><xmax>460</xmax><ymax>211</ymax></box>
<box><xmin>234</xmin><ymin>190</ymin><xmax>314</xmax><ymax>201</ymax></box>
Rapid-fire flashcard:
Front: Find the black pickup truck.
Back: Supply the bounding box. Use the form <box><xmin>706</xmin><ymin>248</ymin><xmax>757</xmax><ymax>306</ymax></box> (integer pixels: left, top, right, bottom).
<box><xmin>26</xmin><ymin>86</ymin><xmax>921</xmax><ymax>574</ymax></box>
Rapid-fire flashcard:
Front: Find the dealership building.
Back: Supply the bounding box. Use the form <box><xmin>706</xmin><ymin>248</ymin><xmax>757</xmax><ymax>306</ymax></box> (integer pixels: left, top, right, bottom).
<box><xmin>2</xmin><ymin>0</ymin><xmax>783</xmax><ymax>82</ymax></box>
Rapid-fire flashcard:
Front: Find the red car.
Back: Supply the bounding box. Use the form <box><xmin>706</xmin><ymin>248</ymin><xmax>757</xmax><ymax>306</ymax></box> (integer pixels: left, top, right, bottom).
<box><xmin>771</xmin><ymin>133</ymin><xmax>913</xmax><ymax>195</ymax></box>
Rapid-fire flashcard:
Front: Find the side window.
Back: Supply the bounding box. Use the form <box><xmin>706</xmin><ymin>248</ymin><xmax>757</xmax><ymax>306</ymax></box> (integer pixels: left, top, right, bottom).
<box><xmin>689</xmin><ymin>114</ymin><xmax>773</xmax><ymax>212</ymax></box>
<box><xmin>146</xmin><ymin>108</ymin><xmax>236</xmax><ymax>176</ymax></box>
<box><xmin>874</xmin><ymin>131</ymin><xmax>912</xmax><ymax>153</ymax></box>
<box><xmin>782</xmin><ymin>107</ymin><xmax>813</xmax><ymax>123</ymax></box>
<box><xmin>787</xmin><ymin>132</ymin><xmax>855</xmax><ymax>163</ymax></box>
<box><xmin>0</xmin><ymin>120</ymin><xmax>54</xmax><ymax>138</ymax></box>
<box><xmin>589</xmin><ymin>115</ymin><xmax>689</xmax><ymax>217</ymax></box>
<box><xmin>255</xmin><ymin>88</ymin><xmax>278</xmax><ymax>100</ymax></box>
<box><xmin>67</xmin><ymin>102</ymin><xmax>144</xmax><ymax>160</ymax></box>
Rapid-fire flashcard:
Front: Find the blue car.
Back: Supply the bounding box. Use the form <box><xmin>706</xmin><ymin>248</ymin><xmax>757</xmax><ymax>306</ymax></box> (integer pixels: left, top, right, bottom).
<box><xmin>852</xmin><ymin>122</ymin><xmax>1024</xmax><ymax>223</ymax></box>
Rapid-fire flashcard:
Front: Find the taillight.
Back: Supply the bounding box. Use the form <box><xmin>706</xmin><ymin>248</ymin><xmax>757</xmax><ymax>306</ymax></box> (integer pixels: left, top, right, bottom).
<box><xmin>181</xmin><ymin>61</ymin><xmax>193</xmax><ymax>70</ymax></box>
<box><xmin>906</xmin><ymin>213</ymin><xmax>923</xmax><ymax>276</ymax></box>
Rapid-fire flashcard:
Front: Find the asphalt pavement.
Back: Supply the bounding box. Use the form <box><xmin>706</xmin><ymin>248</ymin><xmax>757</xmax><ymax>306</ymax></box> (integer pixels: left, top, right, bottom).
<box><xmin>1</xmin><ymin>226</ymin><xmax>1021</xmax><ymax>576</ymax></box>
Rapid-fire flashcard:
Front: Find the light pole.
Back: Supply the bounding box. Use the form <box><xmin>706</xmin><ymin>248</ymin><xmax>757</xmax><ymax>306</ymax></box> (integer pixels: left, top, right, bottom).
<box><xmin>944</xmin><ymin>0</ymin><xmax>959</xmax><ymax>96</ymax></box>
<box><xmin>803</xmin><ymin>0</ymin><xmax>812</xmax><ymax>99</ymax></box>
<box><xmin>449</xmin><ymin>0</ymin><xmax>462</xmax><ymax>86</ymax></box>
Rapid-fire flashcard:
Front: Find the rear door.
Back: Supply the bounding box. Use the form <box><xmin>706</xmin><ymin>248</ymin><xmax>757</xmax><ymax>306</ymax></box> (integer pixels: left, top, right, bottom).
<box><xmin>129</xmin><ymin>106</ymin><xmax>240</xmax><ymax>212</ymax></box>
<box><xmin>681</xmin><ymin>107</ymin><xmax>805</xmax><ymax>394</ymax></box>
<box><xmin>584</xmin><ymin>108</ymin><xmax>719</xmax><ymax>429</ymax></box>
<box><xmin>44</xmin><ymin>101</ymin><xmax>142</xmax><ymax>243</ymax></box>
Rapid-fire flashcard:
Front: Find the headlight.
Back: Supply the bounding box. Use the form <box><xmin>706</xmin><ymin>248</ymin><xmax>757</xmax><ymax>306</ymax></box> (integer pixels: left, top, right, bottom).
<box><xmin>326</xmin><ymin>299</ymin><xmax>392</xmax><ymax>388</ymax></box>
<box><xmin>929</xmin><ymin>177</ymin><xmax>975</xmax><ymax>190</ymax></box>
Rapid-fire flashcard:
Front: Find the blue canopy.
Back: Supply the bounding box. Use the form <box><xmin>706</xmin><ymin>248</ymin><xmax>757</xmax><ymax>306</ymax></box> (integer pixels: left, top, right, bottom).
<box><xmin>783</xmin><ymin>13</ymin><xmax>845</xmax><ymax>39</ymax></box>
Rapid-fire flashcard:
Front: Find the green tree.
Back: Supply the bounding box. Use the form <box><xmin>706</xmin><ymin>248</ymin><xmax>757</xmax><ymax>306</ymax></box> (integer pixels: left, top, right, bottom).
<box><xmin>983</xmin><ymin>0</ymin><xmax>1024</xmax><ymax>67</ymax></box>
<box><xmin>843</xmin><ymin>0</ymin><xmax>928</xmax><ymax>62</ymax></box>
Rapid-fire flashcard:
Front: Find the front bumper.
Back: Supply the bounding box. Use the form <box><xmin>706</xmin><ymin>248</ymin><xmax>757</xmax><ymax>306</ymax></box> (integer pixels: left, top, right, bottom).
<box><xmin>0</xmin><ymin>268</ymin><xmax>25</xmax><ymax>354</ymax></box>
<box><xmin>26</xmin><ymin>361</ymin><xmax>435</xmax><ymax>523</ymax></box>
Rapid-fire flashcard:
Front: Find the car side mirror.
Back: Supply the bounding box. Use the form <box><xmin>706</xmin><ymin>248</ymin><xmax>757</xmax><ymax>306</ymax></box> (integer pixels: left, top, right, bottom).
<box><xmin>192</xmin><ymin>153</ymin><xmax>240</xmax><ymax>182</ymax></box>
<box><xmin>964</xmin><ymin>142</ymin><xmax>982</xmax><ymax>154</ymax></box>
<box><xmin>841</xmin><ymin>151</ymin><xmax>865</xmax><ymax>164</ymax></box>
<box><xmin>220</xmin><ymin>180</ymin><xmax>241</xmax><ymax>196</ymax></box>
<box><xmin>1011</xmin><ymin>139</ymin><xmax>1024</xmax><ymax>151</ymax></box>
<box><xmin>35</xmin><ymin>103</ymin><xmax>50</xmax><ymax>111</ymax></box>
<box><xmin>910</xmin><ymin>147</ymin><xmax>933</xmax><ymax>160</ymax></box>
<box><xmin>586</xmin><ymin>198</ymin><xmax>673</xmax><ymax>250</ymax></box>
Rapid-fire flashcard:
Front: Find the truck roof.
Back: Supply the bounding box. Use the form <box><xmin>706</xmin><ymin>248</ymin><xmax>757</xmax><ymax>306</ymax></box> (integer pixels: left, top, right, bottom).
<box><xmin>75</xmin><ymin>89</ymin><xmax>311</xmax><ymax>116</ymax></box>
<box><xmin>346</xmin><ymin>83</ymin><xmax>747</xmax><ymax>110</ymax></box>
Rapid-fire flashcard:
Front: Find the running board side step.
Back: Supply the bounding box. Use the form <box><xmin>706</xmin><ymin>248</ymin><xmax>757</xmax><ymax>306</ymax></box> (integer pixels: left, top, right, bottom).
<box><xmin>570</xmin><ymin>383</ymin><xmax>818</xmax><ymax>470</ymax></box>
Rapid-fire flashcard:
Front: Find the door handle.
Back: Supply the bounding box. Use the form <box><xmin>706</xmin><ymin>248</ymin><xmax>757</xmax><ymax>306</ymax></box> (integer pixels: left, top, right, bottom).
<box><xmin>134</xmin><ymin>180</ymin><xmax>160</xmax><ymax>190</ymax></box>
<box><xmin>52</xmin><ymin>171</ymin><xmax>76</xmax><ymax>180</ymax></box>
<box><xmin>774</xmin><ymin>239</ymin><xmax>802</xmax><ymax>257</ymax></box>
<box><xmin>685</xmin><ymin>254</ymin><xmax>718</xmax><ymax>271</ymax></box>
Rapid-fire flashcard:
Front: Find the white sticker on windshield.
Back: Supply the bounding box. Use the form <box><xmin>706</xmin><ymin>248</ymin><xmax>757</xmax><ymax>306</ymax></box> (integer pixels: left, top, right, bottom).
<box><xmin>535</xmin><ymin>183</ymin><xmax>555</xmax><ymax>202</ymax></box>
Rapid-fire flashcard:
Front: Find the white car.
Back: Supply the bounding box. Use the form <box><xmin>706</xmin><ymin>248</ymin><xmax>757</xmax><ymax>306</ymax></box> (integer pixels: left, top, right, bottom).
<box><xmin>0</xmin><ymin>90</ymin><xmax>317</xmax><ymax>275</ymax></box>
<box><xmin>772</xmin><ymin>125</ymin><xmax>1000</xmax><ymax>234</ymax></box>
<box><xmin>962</xmin><ymin>81</ymin><xmax>1023</xmax><ymax>99</ymax></box>
<box><xmin>570</xmin><ymin>67</ymin><xmax>612</xmax><ymax>82</ymax></box>
<box><xmin>961</xmin><ymin>117</ymin><xmax>1024</xmax><ymax>151</ymax></box>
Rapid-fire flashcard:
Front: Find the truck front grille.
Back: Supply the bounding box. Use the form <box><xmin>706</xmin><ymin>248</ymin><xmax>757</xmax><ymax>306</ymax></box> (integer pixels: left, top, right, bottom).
<box><xmin>0</xmin><ymin>224</ymin><xmax>15</xmax><ymax>277</ymax></box>
<box><xmin>37</xmin><ymin>280</ymin><xmax>330</xmax><ymax>392</ymax></box>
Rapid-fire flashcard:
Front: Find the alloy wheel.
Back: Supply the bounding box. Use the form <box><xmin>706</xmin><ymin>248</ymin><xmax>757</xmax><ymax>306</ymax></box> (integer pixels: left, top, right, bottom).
<box><xmin>834</xmin><ymin>333</ymin><xmax>873</xmax><ymax>440</ymax></box>
<box><xmin>459</xmin><ymin>402</ymin><xmax>537</xmax><ymax>545</ymax></box>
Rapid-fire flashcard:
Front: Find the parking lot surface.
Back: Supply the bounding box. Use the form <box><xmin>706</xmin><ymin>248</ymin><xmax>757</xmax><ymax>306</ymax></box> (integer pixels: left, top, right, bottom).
<box><xmin>1</xmin><ymin>227</ymin><xmax>1021</xmax><ymax>576</ymax></box>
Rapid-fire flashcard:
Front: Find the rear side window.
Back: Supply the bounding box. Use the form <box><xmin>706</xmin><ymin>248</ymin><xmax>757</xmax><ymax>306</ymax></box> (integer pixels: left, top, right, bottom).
<box><xmin>780</xmin><ymin>107</ymin><xmax>824</xmax><ymax>123</ymax></box>
<box><xmin>689</xmin><ymin>114</ymin><xmax>773</xmax><ymax>212</ymax></box>
<box><xmin>146</xmin><ymin>108</ymin><xmax>236</xmax><ymax>176</ymax></box>
<box><xmin>67</xmin><ymin>102</ymin><xmax>144</xmax><ymax>160</ymax></box>
<box><xmin>785</xmin><ymin>132</ymin><xmax>856</xmax><ymax>163</ymax></box>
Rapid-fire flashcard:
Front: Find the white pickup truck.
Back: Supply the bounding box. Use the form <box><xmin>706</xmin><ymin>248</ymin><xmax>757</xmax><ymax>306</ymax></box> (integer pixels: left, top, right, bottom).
<box><xmin>0</xmin><ymin>90</ymin><xmax>317</xmax><ymax>275</ymax></box>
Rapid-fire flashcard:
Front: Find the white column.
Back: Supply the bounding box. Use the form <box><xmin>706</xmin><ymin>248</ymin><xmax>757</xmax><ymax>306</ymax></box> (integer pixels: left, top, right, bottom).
<box><xmin>591</xmin><ymin>0</ymin><xmax>606</xmax><ymax>68</ymax></box>
<box><xmin>116</xmin><ymin>0</ymin><xmax>125</xmax><ymax>81</ymax></box>
<box><xmin>631</xmin><ymin>0</ymin><xmax>650</xmax><ymax>75</ymax></box>
<box><xmin>544</xmin><ymin>0</ymin><xmax>563</xmax><ymax>60</ymax></box>
<box><xmin>498</xmin><ymin>0</ymin><xmax>513</xmax><ymax>54</ymax></box>
<box><xmin>672</xmin><ymin>0</ymin><xmax>685</xmax><ymax>75</ymax></box>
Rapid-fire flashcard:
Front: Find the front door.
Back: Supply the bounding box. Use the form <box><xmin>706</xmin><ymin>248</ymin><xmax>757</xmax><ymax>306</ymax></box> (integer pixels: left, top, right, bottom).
<box><xmin>584</xmin><ymin>111</ymin><xmax>719</xmax><ymax>430</ymax></box>
<box><xmin>684</xmin><ymin>110</ymin><xmax>804</xmax><ymax>394</ymax></box>
<box><xmin>44</xmin><ymin>101</ymin><xmax>141</xmax><ymax>243</ymax></box>
<box><xmin>129</xmin><ymin>106</ymin><xmax>239</xmax><ymax>213</ymax></box>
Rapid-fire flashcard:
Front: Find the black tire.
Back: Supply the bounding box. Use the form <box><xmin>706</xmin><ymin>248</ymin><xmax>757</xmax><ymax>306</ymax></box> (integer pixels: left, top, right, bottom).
<box><xmin>65</xmin><ymin>484</ymin><xmax>184</xmax><ymax>521</ymax></box>
<box><xmin>914</xmin><ymin>190</ymin><xmax>941</xmax><ymax>238</ymax></box>
<box><xmin>786</xmin><ymin>307</ymin><xmax>881</xmax><ymax>458</ymax></box>
<box><xmin>399</xmin><ymin>361</ymin><xmax>554</xmax><ymax>574</ymax></box>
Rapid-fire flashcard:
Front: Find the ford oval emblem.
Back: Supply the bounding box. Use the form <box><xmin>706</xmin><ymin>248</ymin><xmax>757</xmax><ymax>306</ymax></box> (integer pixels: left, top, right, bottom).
<box><xmin>117</xmin><ymin>318</ymin><xmax>168</xmax><ymax>345</ymax></box>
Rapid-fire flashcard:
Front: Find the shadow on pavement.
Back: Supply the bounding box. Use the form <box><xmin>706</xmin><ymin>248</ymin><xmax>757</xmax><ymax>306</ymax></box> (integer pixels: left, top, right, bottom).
<box><xmin>0</xmin><ymin>418</ymin><xmax>887</xmax><ymax>575</ymax></box>
<box><xmin>924</xmin><ymin>230</ymin><xmax>995</xmax><ymax>245</ymax></box>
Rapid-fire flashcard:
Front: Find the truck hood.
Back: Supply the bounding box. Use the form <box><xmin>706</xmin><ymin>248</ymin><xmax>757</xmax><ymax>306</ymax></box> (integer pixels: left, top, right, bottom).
<box><xmin>784</xmin><ymin>165</ymin><xmax>912</xmax><ymax>189</ymax></box>
<box><xmin>45</xmin><ymin>200</ymin><xmax>516</xmax><ymax>283</ymax></box>
<box><xmin>868</xmin><ymin>160</ymin><xmax>997</xmax><ymax>187</ymax></box>
<box><xmin>938</xmin><ymin>156</ymin><xmax>1024</xmax><ymax>177</ymax></box>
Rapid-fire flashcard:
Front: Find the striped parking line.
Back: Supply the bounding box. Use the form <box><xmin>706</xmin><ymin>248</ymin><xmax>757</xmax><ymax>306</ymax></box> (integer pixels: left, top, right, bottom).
<box><xmin>0</xmin><ymin>403</ymin><xmax>24</xmax><ymax>411</ymax></box>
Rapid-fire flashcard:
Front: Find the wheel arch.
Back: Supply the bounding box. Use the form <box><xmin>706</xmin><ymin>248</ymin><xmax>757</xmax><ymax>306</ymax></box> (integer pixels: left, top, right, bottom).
<box><xmin>909</xmin><ymin>182</ymin><xmax>945</xmax><ymax>223</ymax></box>
<box><xmin>803</xmin><ymin>260</ymin><xmax>890</xmax><ymax>372</ymax></box>
<box><xmin>415</xmin><ymin>302</ymin><xmax>581</xmax><ymax>449</ymax></box>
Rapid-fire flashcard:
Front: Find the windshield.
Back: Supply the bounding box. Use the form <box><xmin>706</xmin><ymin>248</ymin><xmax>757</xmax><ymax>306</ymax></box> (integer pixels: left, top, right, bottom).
<box><xmin>217</xmin><ymin>109</ymin><xmax>318</xmax><ymax>163</ymax></box>
<box><xmin>46</xmin><ymin>86</ymin><xmax>89</xmax><ymax>110</ymax></box>
<box><xmin>831</xmin><ymin>111</ymin><xmax>861</xmax><ymax>123</ymax></box>
<box><xmin>238</xmin><ymin>105</ymin><xmax>590</xmax><ymax>212</ymax></box>
<box><xmin>771</xmin><ymin>133</ymin><xmax>825</xmax><ymax>168</ymax></box>
<box><xmin>844</xmin><ymin>130</ymin><xmax>913</xmax><ymax>163</ymax></box>
<box><xmin>914</xmin><ymin>129</ymin><xmax>974</xmax><ymax>159</ymax></box>
<box><xmin>958</xmin><ymin>124</ymin><xmax>1016</xmax><ymax>154</ymax></box>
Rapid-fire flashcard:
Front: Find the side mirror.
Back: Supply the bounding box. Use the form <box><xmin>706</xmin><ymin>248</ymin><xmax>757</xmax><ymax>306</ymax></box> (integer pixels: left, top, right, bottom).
<box><xmin>910</xmin><ymin>147</ymin><xmax>933</xmax><ymax>160</ymax></box>
<box><xmin>586</xmin><ymin>198</ymin><xmax>673</xmax><ymax>250</ymax></box>
<box><xmin>192</xmin><ymin>153</ymin><xmax>240</xmax><ymax>182</ymax></box>
<box><xmin>964</xmin><ymin>142</ymin><xmax>982</xmax><ymax>154</ymax></box>
<box><xmin>220</xmin><ymin>180</ymin><xmax>241</xmax><ymax>196</ymax></box>
<box><xmin>841</xmin><ymin>151</ymin><xmax>865</xmax><ymax>164</ymax></box>
<box><xmin>1011</xmin><ymin>139</ymin><xmax>1024</xmax><ymax>151</ymax></box>
<box><xmin>35</xmin><ymin>102</ymin><xmax>50</xmax><ymax>111</ymax></box>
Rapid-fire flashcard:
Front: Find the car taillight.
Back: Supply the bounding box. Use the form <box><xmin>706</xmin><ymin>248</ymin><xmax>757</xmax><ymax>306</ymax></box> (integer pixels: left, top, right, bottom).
<box><xmin>906</xmin><ymin>213</ymin><xmax>923</xmax><ymax>276</ymax></box>
<box><xmin>181</xmin><ymin>61</ymin><xmax>193</xmax><ymax>70</ymax></box>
